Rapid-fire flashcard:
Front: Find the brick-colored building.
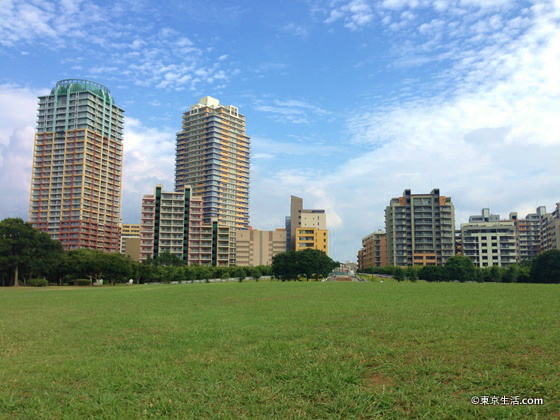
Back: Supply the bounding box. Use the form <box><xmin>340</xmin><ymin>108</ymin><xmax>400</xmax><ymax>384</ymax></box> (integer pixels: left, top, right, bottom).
<box><xmin>357</xmin><ymin>230</ymin><xmax>387</xmax><ymax>269</ymax></box>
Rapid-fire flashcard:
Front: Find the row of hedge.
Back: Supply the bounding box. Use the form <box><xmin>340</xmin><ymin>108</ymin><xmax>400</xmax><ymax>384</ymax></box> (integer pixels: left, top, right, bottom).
<box><xmin>357</xmin><ymin>251</ymin><xmax>560</xmax><ymax>284</ymax></box>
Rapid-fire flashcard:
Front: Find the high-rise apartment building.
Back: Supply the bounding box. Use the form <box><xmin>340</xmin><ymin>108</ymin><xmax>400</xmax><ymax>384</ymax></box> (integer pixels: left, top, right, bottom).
<box><xmin>175</xmin><ymin>96</ymin><xmax>250</xmax><ymax>265</ymax></box>
<box><xmin>357</xmin><ymin>230</ymin><xmax>387</xmax><ymax>270</ymax></box>
<box><xmin>28</xmin><ymin>79</ymin><xmax>124</xmax><ymax>251</ymax></box>
<box><xmin>140</xmin><ymin>185</ymin><xmax>230</xmax><ymax>266</ymax></box>
<box><xmin>461</xmin><ymin>209</ymin><xmax>517</xmax><ymax>267</ymax></box>
<box><xmin>236</xmin><ymin>228</ymin><xmax>287</xmax><ymax>266</ymax></box>
<box><xmin>385</xmin><ymin>189</ymin><xmax>455</xmax><ymax>267</ymax></box>
<box><xmin>286</xmin><ymin>195</ymin><xmax>328</xmax><ymax>253</ymax></box>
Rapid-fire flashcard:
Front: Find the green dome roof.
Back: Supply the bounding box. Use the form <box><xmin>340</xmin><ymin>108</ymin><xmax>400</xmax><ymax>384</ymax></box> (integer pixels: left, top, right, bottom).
<box><xmin>51</xmin><ymin>79</ymin><xmax>114</xmax><ymax>104</ymax></box>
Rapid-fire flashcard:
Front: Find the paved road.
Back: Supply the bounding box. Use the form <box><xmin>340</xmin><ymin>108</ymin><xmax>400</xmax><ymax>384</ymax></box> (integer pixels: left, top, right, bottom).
<box><xmin>323</xmin><ymin>274</ymin><xmax>366</xmax><ymax>282</ymax></box>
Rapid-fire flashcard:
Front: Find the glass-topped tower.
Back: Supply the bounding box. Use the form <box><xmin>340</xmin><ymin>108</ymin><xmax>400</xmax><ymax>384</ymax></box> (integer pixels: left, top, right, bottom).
<box><xmin>175</xmin><ymin>96</ymin><xmax>250</xmax><ymax>264</ymax></box>
<box><xmin>28</xmin><ymin>79</ymin><xmax>124</xmax><ymax>252</ymax></box>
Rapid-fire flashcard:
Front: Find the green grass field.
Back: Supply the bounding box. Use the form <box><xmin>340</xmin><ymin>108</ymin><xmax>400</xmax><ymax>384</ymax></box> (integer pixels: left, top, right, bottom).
<box><xmin>1</xmin><ymin>281</ymin><xmax>559</xmax><ymax>419</ymax></box>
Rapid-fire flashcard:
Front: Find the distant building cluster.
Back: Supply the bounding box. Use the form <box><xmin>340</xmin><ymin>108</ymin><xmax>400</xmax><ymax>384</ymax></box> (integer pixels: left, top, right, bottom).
<box><xmin>27</xmin><ymin>80</ymin><xmax>330</xmax><ymax>266</ymax></box>
<box><xmin>358</xmin><ymin>189</ymin><xmax>560</xmax><ymax>269</ymax></box>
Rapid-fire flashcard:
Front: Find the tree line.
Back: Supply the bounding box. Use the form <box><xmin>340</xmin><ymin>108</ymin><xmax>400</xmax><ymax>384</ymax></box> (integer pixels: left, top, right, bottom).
<box><xmin>0</xmin><ymin>218</ymin><xmax>273</xmax><ymax>286</ymax></box>
<box><xmin>357</xmin><ymin>254</ymin><xmax>560</xmax><ymax>284</ymax></box>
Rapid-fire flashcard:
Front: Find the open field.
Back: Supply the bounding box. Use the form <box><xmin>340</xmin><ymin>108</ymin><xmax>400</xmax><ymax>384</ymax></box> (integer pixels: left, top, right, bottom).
<box><xmin>1</xmin><ymin>282</ymin><xmax>559</xmax><ymax>419</ymax></box>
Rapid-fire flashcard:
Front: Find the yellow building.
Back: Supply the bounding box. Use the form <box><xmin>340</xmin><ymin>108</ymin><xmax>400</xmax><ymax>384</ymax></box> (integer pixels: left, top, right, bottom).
<box><xmin>121</xmin><ymin>223</ymin><xmax>141</xmax><ymax>236</ymax></box>
<box><xmin>295</xmin><ymin>227</ymin><xmax>329</xmax><ymax>254</ymax></box>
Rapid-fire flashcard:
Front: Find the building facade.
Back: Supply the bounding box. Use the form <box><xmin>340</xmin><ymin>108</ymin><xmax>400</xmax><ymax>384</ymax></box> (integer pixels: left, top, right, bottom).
<box><xmin>140</xmin><ymin>185</ymin><xmax>230</xmax><ymax>266</ymax></box>
<box><xmin>510</xmin><ymin>207</ymin><xmax>547</xmax><ymax>261</ymax></box>
<box><xmin>461</xmin><ymin>209</ymin><xmax>517</xmax><ymax>267</ymax></box>
<box><xmin>385</xmin><ymin>189</ymin><xmax>455</xmax><ymax>267</ymax></box>
<box><xmin>175</xmin><ymin>96</ymin><xmax>250</xmax><ymax>265</ymax></box>
<box><xmin>357</xmin><ymin>230</ymin><xmax>387</xmax><ymax>270</ymax></box>
<box><xmin>286</xmin><ymin>195</ymin><xmax>328</xmax><ymax>254</ymax></box>
<box><xmin>28</xmin><ymin>79</ymin><xmax>124</xmax><ymax>252</ymax></box>
<box><xmin>120</xmin><ymin>223</ymin><xmax>141</xmax><ymax>261</ymax></box>
<box><xmin>541</xmin><ymin>203</ymin><xmax>560</xmax><ymax>252</ymax></box>
<box><xmin>236</xmin><ymin>228</ymin><xmax>287</xmax><ymax>266</ymax></box>
<box><xmin>294</xmin><ymin>228</ymin><xmax>328</xmax><ymax>254</ymax></box>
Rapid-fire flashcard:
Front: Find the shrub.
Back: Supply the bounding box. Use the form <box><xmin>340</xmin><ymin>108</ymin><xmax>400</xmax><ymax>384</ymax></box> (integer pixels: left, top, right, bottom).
<box><xmin>393</xmin><ymin>267</ymin><xmax>405</xmax><ymax>282</ymax></box>
<box><xmin>75</xmin><ymin>278</ymin><xmax>92</xmax><ymax>286</ymax></box>
<box><xmin>28</xmin><ymin>278</ymin><xmax>48</xmax><ymax>287</ymax></box>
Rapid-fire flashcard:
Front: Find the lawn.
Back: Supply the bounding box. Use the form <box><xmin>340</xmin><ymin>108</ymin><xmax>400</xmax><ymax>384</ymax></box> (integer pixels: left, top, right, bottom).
<box><xmin>0</xmin><ymin>281</ymin><xmax>558</xmax><ymax>419</ymax></box>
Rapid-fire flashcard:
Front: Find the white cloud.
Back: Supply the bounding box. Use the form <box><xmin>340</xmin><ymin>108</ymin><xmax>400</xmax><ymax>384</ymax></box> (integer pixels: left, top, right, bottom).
<box><xmin>281</xmin><ymin>23</ymin><xmax>309</xmax><ymax>37</ymax></box>
<box><xmin>253</xmin><ymin>98</ymin><xmax>330</xmax><ymax>124</ymax></box>
<box><xmin>0</xmin><ymin>84</ymin><xmax>49</xmax><ymax>219</ymax></box>
<box><xmin>252</xmin><ymin>0</ymin><xmax>560</xmax><ymax>261</ymax></box>
<box><xmin>121</xmin><ymin>118</ymin><xmax>176</xmax><ymax>223</ymax></box>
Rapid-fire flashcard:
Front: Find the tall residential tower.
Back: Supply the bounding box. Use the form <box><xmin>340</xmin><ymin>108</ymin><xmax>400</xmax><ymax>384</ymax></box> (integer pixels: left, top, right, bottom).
<box><xmin>175</xmin><ymin>96</ymin><xmax>250</xmax><ymax>264</ymax></box>
<box><xmin>28</xmin><ymin>79</ymin><xmax>124</xmax><ymax>251</ymax></box>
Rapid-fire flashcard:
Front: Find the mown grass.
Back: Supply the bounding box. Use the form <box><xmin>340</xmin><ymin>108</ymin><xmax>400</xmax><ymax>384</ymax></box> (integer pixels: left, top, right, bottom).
<box><xmin>0</xmin><ymin>282</ymin><xmax>558</xmax><ymax>419</ymax></box>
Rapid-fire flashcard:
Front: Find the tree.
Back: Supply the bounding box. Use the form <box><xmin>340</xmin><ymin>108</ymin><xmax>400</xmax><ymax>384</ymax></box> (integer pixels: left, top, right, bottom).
<box><xmin>0</xmin><ymin>218</ymin><xmax>61</xmax><ymax>287</ymax></box>
<box><xmin>272</xmin><ymin>251</ymin><xmax>299</xmax><ymax>281</ymax></box>
<box><xmin>444</xmin><ymin>256</ymin><xmax>477</xmax><ymax>282</ymax></box>
<box><xmin>100</xmin><ymin>253</ymin><xmax>133</xmax><ymax>286</ymax></box>
<box><xmin>393</xmin><ymin>267</ymin><xmax>405</xmax><ymax>282</ymax></box>
<box><xmin>272</xmin><ymin>250</ymin><xmax>337</xmax><ymax>282</ymax></box>
<box><xmin>20</xmin><ymin>231</ymin><xmax>65</xmax><ymax>283</ymax></box>
<box><xmin>155</xmin><ymin>252</ymin><xmax>183</xmax><ymax>267</ymax></box>
<box><xmin>530</xmin><ymin>250</ymin><xmax>560</xmax><ymax>284</ymax></box>
<box><xmin>67</xmin><ymin>249</ymin><xmax>105</xmax><ymax>284</ymax></box>
<box><xmin>418</xmin><ymin>265</ymin><xmax>447</xmax><ymax>282</ymax></box>
<box><xmin>406</xmin><ymin>266</ymin><xmax>418</xmax><ymax>282</ymax></box>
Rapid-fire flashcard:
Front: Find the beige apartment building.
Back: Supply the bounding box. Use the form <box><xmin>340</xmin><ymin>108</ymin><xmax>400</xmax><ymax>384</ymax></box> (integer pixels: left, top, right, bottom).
<box><xmin>541</xmin><ymin>203</ymin><xmax>560</xmax><ymax>252</ymax></box>
<box><xmin>236</xmin><ymin>228</ymin><xmax>287</xmax><ymax>266</ymax></box>
<box><xmin>385</xmin><ymin>189</ymin><xmax>455</xmax><ymax>267</ymax></box>
<box><xmin>461</xmin><ymin>209</ymin><xmax>518</xmax><ymax>267</ymax></box>
<box><xmin>357</xmin><ymin>230</ymin><xmax>388</xmax><ymax>270</ymax></box>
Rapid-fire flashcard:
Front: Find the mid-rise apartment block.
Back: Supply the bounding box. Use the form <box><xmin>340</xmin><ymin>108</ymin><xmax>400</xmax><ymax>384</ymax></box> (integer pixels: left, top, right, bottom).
<box><xmin>357</xmin><ymin>230</ymin><xmax>387</xmax><ymax>270</ymax></box>
<box><xmin>286</xmin><ymin>195</ymin><xmax>328</xmax><ymax>254</ymax></box>
<box><xmin>175</xmin><ymin>96</ymin><xmax>250</xmax><ymax>264</ymax></box>
<box><xmin>295</xmin><ymin>227</ymin><xmax>329</xmax><ymax>254</ymax></box>
<box><xmin>236</xmin><ymin>228</ymin><xmax>287</xmax><ymax>266</ymax></box>
<box><xmin>28</xmin><ymin>79</ymin><xmax>124</xmax><ymax>251</ymax></box>
<box><xmin>140</xmin><ymin>185</ymin><xmax>230</xmax><ymax>266</ymax></box>
<box><xmin>385</xmin><ymin>189</ymin><xmax>455</xmax><ymax>266</ymax></box>
<box><xmin>541</xmin><ymin>203</ymin><xmax>560</xmax><ymax>252</ymax></box>
<box><xmin>461</xmin><ymin>209</ymin><xmax>517</xmax><ymax>267</ymax></box>
<box><xmin>120</xmin><ymin>223</ymin><xmax>141</xmax><ymax>261</ymax></box>
<box><xmin>510</xmin><ymin>206</ymin><xmax>547</xmax><ymax>261</ymax></box>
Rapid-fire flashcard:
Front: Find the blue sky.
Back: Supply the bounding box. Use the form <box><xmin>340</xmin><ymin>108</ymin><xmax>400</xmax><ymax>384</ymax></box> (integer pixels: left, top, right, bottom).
<box><xmin>1</xmin><ymin>0</ymin><xmax>559</xmax><ymax>262</ymax></box>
